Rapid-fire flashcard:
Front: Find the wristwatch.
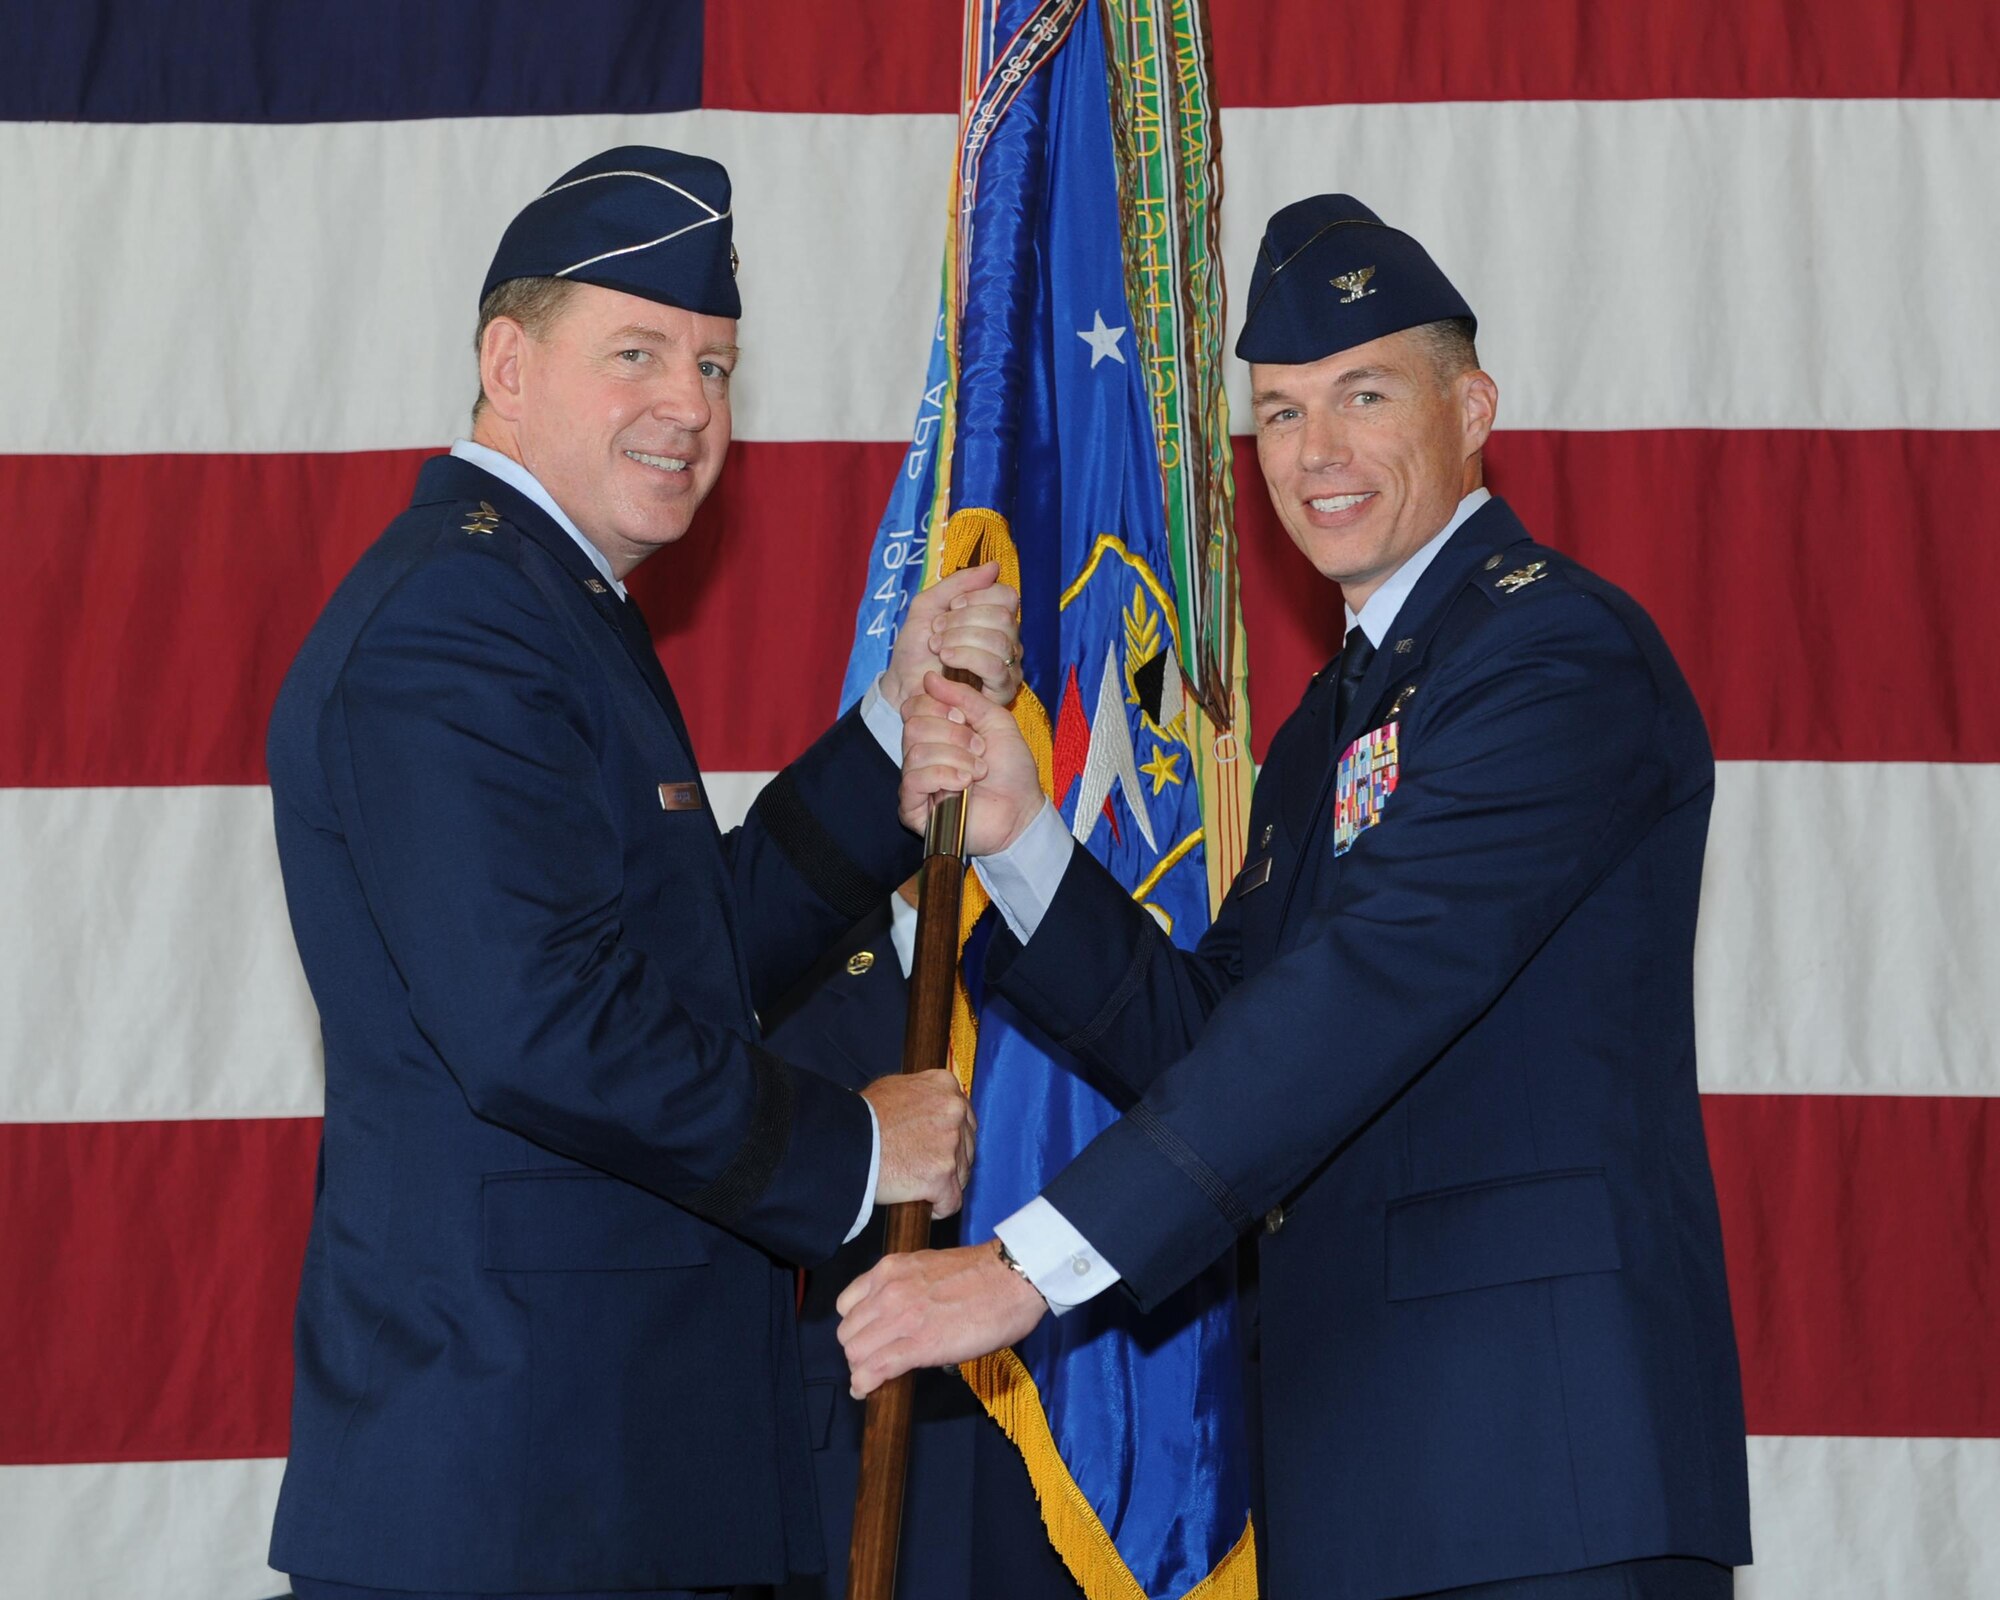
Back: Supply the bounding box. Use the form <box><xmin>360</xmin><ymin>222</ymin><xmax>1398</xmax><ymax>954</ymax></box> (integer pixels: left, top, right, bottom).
<box><xmin>993</xmin><ymin>1237</ymin><xmax>1048</xmax><ymax>1306</ymax></box>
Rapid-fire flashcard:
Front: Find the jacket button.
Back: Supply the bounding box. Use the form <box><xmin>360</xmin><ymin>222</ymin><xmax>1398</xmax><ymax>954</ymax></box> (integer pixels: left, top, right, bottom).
<box><xmin>1263</xmin><ymin>1206</ymin><xmax>1287</xmax><ymax>1235</ymax></box>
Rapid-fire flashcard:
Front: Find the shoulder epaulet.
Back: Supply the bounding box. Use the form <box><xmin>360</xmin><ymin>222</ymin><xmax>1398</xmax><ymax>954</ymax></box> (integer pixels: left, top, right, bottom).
<box><xmin>430</xmin><ymin>498</ymin><xmax>529</xmax><ymax>562</ymax></box>
<box><xmin>1474</xmin><ymin>545</ymin><xmax>1576</xmax><ymax>606</ymax></box>
<box><xmin>458</xmin><ymin>500</ymin><xmax>502</xmax><ymax>537</ymax></box>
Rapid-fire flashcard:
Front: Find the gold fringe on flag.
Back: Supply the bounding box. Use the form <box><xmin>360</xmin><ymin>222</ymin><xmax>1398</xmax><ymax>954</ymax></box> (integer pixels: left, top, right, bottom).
<box><xmin>931</xmin><ymin>507</ymin><xmax>1257</xmax><ymax>1598</ymax></box>
<box><xmin>960</xmin><ymin>1344</ymin><xmax>1260</xmax><ymax>1600</ymax></box>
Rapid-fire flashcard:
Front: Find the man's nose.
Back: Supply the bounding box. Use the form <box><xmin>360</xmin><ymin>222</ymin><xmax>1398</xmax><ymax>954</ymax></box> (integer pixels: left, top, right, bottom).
<box><xmin>1298</xmin><ymin>413</ymin><xmax>1349</xmax><ymax>472</ymax></box>
<box><xmin>651</xmin><ymin>361</ymin><xmax>711</xmax><ymax>431</ymax></box>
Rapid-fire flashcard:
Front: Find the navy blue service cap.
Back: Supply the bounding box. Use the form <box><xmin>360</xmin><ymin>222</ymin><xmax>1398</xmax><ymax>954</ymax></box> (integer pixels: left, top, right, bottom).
<box><xmin>481</xmin><ymin>145</ymin><xmax>741</xmax><ymax>318</ymax></box>
<box><xmin>1235</xmin><ymin>194</ymin><xmax>1473</xmax><ymax>364</ymax></box>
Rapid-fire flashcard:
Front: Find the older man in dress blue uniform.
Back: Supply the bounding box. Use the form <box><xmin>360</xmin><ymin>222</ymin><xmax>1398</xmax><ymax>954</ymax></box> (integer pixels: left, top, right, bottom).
<box><xmin>266</xmin><ymin>146</ymin><xmax>1020</xmax><ymax>1599</ymax></box>
<box><xmin>841</xmin><ymin>196</ymin><xmax>1754</xmax><ymax>1599</ymax></box>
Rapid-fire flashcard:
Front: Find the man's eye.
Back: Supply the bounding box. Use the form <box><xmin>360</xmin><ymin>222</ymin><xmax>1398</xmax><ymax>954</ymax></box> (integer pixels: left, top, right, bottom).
<box><xmin>699</xmin><ymin>360</ymin><xmax>731</xmax><ymax>380</ymax></box>
<box><xmin>617</xmin><ymin>349</ymin><xmax>650</xmax><ymax>364</ymax></box>
<box><xmin>1261</xmin><ymin>408</ymin><xmax>1300</xmax><ymax>426</ymax></box>
<box><xmin>1351</xmin><ymin>391</ymin><xmax>1384</xmax><ymax>406</ymax></box>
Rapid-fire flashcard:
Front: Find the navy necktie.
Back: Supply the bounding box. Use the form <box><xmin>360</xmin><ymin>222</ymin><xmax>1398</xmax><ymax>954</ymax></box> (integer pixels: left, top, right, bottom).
<box><xmin>1333</xmin><ymin>624</ymin><xmax>1376</xmax><ymax>728</ymax></box>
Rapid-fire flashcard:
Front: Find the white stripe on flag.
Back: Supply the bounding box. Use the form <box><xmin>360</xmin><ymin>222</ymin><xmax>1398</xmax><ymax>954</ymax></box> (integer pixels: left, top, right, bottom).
<box><xmin>0</xmin><ymin>1457</ymin><xmax>287</xmax><ymax>1600</ymax></box>
<box><xmin>3</xmin><ymin>764</ymin><xmax>1996</xmax><ymax>1121</ymax></box>
<box><xmin>0</xmin><ymin>776</ymin><xmax>772</xmax><ymax>1122</ymax></box>
<box><xmin>1696</xmin><ymin>761</ymin><xmax>2000</xmax><ymax>1096</ymax></box>
<box><xmin>1739</xmin><ymin>1435</ymin><xmax>2000</xmax><ymax>1599</ymax></box>
<box><xmin>4</xmin><ymin>101</ymin><xmax>1998</xmax><ymax>455</ymax></box>
<box><xmin>2</xmin><ymin>1437</ymin><xmax>1994</xmax><ymax>1600</ymax></box>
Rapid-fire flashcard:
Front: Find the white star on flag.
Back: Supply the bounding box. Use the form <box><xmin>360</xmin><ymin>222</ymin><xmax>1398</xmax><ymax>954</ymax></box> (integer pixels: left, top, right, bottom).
<box><xmin>1076</xmin><ymin>309</ymin><xmax>1127</xmax><ymax>368</ymax></box>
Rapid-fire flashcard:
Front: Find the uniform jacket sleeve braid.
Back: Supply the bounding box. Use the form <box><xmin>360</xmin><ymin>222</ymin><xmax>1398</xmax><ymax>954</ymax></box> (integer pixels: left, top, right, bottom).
<box><xmin>728</xmin><ymin>707</ymin><xmax>923</xmax><ymax>1012</ymax></box>
<box><xmin>983</xmin><ymin>831</ymin><xmax>1249</xmax><ymax>1103</ymax></box>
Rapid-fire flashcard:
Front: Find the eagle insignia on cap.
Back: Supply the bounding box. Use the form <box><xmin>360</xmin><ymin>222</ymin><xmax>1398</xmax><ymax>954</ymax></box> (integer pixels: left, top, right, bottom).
<box><xmin>1331</xmin><ymin>266</ymin><xmax>1377</xmax><ymax>304</ymax></box>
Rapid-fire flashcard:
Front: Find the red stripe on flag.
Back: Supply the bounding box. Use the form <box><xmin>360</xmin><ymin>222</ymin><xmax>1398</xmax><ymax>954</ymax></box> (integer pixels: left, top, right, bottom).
<box><xmin>1704</xmin><ymin>1094</ymin><xmax>2000</xmax><ymax>1438</ymax></box>
<box><xmin>0</xmin><ymin>1118</ymin><xmax>316</xmax><ymax>1465</ymax></box>
<box><xmin>4</xmin><ymin>430</ymin><xmax>1995</xmax><ymax>785</ymax></box>
<box><xmin>0</xmin><ymin>443</ymin><xmax>900</xmax><ymax>787</ymax></box>
<box><xmin>1</xmin><ymin>1096</ymin><xmax>1993</xmax><ymax>1463</ymax></box>
<box><xmin>1233</xmin><ymin>430</ymin><xmax>2000</xmax><ymax>764</ymax></box>
<box><xmin>700</xmin><ymin>0</ymin><xmax>2000</xmax><ymax>113</ymax></box>
<box><xmin>1208</xmin><ymin>0</ymin><xmax>2000</xmax><ymax>105</ymax></box>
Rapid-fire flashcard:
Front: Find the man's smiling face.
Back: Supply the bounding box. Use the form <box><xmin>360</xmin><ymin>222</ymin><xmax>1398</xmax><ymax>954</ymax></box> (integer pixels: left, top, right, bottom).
<box><xmin>1250</xmin><ymin>326</ymin><xmax>1496</xmax><ymax>611</ymax></box>
<box><xmin>503</xmin><ymin>282</ymin><xmax>738</xmax><ymax>575</ymax></box>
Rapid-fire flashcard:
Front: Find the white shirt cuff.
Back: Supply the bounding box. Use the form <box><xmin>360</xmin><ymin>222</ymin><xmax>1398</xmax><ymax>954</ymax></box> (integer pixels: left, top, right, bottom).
<box><xmin>888</xmin><ymin>893</ymin><xmax>919</xmax><ymax>978</ymax></box>
<box><xmin>971</xmin><ymin>799</ymin><xmax>1073</xmax><ymax>942</ymax></box>
<box><xmin>992</xmin><ymin>1196</ymin><xmax>1121</xmax><ymax>1315</ymax></box>
<box><xmin>859</xmin><ymin>674</ymin><xmax>903</xmax><ymax>765</ymax></box>
<box><xmin>845</xmin><ymin>1098</ymin><xmax>882</xmax><ymax>1244</ymax></box>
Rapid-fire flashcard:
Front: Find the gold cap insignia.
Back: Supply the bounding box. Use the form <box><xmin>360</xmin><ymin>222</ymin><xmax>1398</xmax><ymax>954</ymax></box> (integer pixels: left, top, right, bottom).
<box><xmin>1495</xmin><ymin>560</ymin><xmax>1549</xmax><ymax>594</ymax></box>
<box><xmin>1331</xmin><ymin>266</ymin><xmax>1377</xmax><ymax>304</ymax></box>
<box><xmin>846</xmin><ymin>949</ymin><xmax>876</xmax><ymax>976</ymax></box>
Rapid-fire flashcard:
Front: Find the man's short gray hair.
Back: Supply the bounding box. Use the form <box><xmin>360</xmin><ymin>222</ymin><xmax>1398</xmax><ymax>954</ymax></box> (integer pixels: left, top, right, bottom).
<box><xmin>1410</xmin><ymin>316</ymin><xmax>1480</xmax><ymax>385</ymax></box>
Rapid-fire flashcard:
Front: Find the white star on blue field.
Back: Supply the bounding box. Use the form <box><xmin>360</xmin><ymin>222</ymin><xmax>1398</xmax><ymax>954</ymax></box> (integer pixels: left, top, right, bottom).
<box><xmin>1077</xmin><ymin>309</ymin><xmax>1128</xmax><ymax>367</ymax></box>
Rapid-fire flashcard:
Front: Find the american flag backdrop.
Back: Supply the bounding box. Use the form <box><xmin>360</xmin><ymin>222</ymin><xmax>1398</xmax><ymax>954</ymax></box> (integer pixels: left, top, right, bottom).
<box><xmin>2</xmin><ymin>3</ymin><xmax>1997</xmax><ymax>1596</ymax></box>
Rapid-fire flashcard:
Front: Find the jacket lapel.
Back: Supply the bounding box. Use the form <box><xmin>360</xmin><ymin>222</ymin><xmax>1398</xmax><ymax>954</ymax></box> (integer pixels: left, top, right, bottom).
<box><xmin>1274</xmin><ymin>499</ymin><xmax>1536</xmax><ymax>934</ymax></box>
<box><xmin>416</xmin><ymin>456</ymin><xmax>698</xmax><ymax>762</ymax></box>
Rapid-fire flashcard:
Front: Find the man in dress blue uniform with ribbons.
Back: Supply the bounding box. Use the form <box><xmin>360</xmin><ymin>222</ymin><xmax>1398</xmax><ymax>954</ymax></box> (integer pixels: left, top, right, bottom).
<box><xmin>841</xmin><ymin>195</ymin><xmax>1755</xmax><ymax>1599</ymax></box>
<box><xmin>266</xmin><ymin>146</ymin><xmax>1021</xmax><ymax>1599</ymax></box>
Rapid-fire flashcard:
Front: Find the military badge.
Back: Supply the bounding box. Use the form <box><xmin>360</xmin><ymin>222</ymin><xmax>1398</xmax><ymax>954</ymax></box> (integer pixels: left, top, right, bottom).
<box><xmin>1333</xmin><ymin>720</ymin><xmax>1400</xmax><ymax>855</ymax></box>
<box><xmin>1331</xmin><ymin>266</ymin><xmax>1377</xmax><ymax>304</ymax></box>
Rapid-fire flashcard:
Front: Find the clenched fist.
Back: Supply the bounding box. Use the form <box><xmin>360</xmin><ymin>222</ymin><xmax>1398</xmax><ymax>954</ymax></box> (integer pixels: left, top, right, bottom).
<box><xmin>860</xmin><ymin>1068</ymin><xmax>978</xmax><ymax>1217</ymax></box>
<box><xmin>899</xmin><ymin>671</ymin><xmax>1047</xmax><ymax>858</ymax></box>
<box><xmin>878</xmin><ymin>562</ymin><xmax>1023</xmax><ymax>713</ymax></box>
<box><xmin>837</xmin><ymin>1242</ymin><xmax>1049</xmax><ymax>1398</ymax></box>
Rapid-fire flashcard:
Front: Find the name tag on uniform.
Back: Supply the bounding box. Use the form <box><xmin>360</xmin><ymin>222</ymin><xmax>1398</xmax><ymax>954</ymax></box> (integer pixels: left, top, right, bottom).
<box><xmin>1333</xmin><ymin>721</ymin><xmax>1400</xmax><ymax>855</ymax></box>
<box><xmin>657</xmin><ymin>781</ymin><xmax>704</xmax><ymax>812</ymax></box>
<box><xmin>1236</xmin><ymin>857</ymin><xmax>1273</xmax><ymax>896</ymax></box>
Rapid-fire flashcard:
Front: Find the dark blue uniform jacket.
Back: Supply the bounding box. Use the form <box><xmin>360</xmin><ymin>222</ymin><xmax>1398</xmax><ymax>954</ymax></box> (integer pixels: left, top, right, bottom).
<box><xmin>264</xmin><ymin>455</ymin><xmax>920</xmax><ymax>1593</ymax></box>
<box><xmin>987</xmin><ymin>499</ymin><xmax>1752</xmax><ymax>1599</ymax></box>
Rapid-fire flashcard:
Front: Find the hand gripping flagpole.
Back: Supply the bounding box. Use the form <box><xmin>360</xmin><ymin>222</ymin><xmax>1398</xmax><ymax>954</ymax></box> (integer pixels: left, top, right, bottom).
<box><xmin>845</xmin><ymin>662</ymin><xmax>981</xmax><ymax>1600</ymax></box>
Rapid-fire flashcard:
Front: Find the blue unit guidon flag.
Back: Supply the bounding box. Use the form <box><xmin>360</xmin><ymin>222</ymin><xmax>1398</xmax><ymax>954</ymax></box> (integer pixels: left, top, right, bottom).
<box><xmin>841</xmin><ymin>2</ymin><xmax>1257</xmax><ymax>1596</ymax></box>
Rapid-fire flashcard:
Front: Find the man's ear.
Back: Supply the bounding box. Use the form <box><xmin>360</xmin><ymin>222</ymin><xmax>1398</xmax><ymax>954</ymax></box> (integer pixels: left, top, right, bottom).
<box><xmin>1460</xmin><ymin>368</ymin><xmax>1499</xmax><ymax>456</ymax></box>
<box><xmin>478</xmin><ymin>317</ymin><xmax>530</xmax><ymax>425</ymax></box>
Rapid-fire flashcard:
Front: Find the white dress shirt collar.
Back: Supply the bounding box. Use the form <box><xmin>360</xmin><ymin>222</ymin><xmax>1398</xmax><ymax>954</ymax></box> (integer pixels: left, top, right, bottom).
<box><xmin>449</xmin><ymin>439</ymin><xmax>627</xmax><ymax>600</ymax></box>
<box><xmin>1346</xmin><ymin>486</ymin><xmax>1491</xmax><ymax>647</ymax></box>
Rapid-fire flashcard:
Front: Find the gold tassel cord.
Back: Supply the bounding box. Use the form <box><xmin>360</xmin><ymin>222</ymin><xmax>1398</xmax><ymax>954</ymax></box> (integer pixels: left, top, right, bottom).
<box><xmin>937</xmin><ymin>508</ymin><xmax>1054</xmax><ymax>1093</ymax></box>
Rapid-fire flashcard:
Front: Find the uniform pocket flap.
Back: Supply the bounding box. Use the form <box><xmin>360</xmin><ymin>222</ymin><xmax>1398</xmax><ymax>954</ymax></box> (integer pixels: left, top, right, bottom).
<box><xmin>482</xmin><ymin>1170</ymin><xmax>713</xmax><ymax>1272</ymax></box>
<box><xmin>1385</xmin><ymin>1167</ymin><xmax>1620</xmax><ymax>1302</ymax></box>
